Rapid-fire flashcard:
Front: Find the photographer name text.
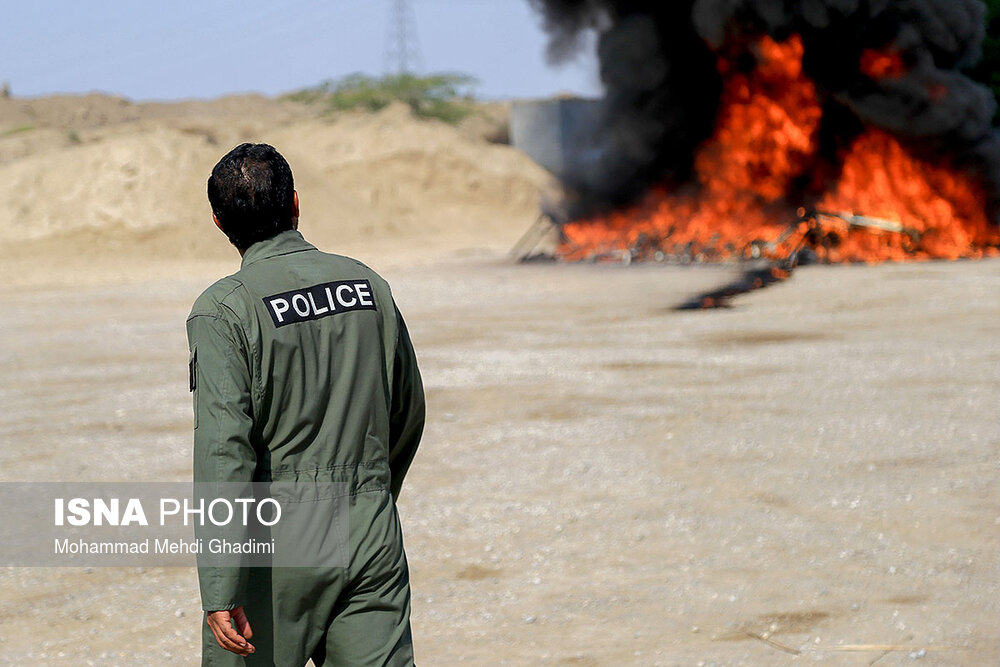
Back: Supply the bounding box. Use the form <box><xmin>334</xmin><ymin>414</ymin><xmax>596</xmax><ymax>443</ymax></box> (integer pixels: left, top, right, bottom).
<box><xmin>54</xmin><ymin>537</ymin><xmax>275</xmax><ymax>555</ymax></box>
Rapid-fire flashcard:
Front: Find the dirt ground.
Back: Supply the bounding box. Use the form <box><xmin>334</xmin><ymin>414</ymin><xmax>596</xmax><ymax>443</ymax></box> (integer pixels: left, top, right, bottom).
<box><xmin>0</xmin><ymin>248</ymin><xmax>997</xmax><ymax>666</ymax></box>
<box><xmin>0</xmin><ymin>92</ymin><xmax>997</xmax><ymax>665</ymax></box>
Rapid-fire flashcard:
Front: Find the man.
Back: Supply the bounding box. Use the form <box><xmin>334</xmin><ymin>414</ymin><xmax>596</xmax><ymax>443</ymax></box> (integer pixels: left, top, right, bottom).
<box><xmin>187</xmin><ymin>143</ymin><xmax>424</xmax><ymax>666</ymax></box>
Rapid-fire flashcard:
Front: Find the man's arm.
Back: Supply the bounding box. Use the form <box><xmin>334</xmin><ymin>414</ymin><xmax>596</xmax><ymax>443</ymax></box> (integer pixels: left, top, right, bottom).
<box><xmin>187</xmin><ymin>312</ymin><xmax>256</xmax><ymax>612</ymax></box>
<box><xmin>388</xmin><ymin>306</ymin><xmax>425</xmax><ymax>500</ymax></box>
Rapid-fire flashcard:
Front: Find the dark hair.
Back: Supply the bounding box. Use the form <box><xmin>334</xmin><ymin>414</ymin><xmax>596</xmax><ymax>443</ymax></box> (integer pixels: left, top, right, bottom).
<box><xmin>207</xmin><ymin>143</ymin><xmax>295</xmax><ymax>249</ymax></box>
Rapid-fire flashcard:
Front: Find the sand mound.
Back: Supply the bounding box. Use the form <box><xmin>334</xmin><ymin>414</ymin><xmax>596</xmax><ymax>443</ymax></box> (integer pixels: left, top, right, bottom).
<box><xmin>0</xmin><ymin>94</ymin><xmax>550</xmax><ymax>276</ymax></box>
<box><xmin>269</xmin><ymin>103</ymin><xmax>547</xmax><ymax>248</ymax></box>
<box><xmin>0</xmin><ymin>126</ymin><xmax>216</xmax><ymax>242</ymax></box>
<box><xmin>0</xmin><ymin>93</ymin><xmax>312</xmax><ymax>134</ymax></box>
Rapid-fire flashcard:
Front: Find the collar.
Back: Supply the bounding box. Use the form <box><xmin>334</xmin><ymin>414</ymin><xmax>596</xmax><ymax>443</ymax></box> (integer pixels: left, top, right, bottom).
<box><xmin>240</xmin><ymin>230</ymin><xmax>316</xmax><ymax>269</ymax></box>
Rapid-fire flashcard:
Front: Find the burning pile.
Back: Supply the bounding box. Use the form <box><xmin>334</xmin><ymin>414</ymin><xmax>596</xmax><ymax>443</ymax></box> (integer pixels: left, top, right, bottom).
<box><xmin>530</xmin><ymin>0</ymin><xmax>1000</xmax><ymax>267</ymax></box>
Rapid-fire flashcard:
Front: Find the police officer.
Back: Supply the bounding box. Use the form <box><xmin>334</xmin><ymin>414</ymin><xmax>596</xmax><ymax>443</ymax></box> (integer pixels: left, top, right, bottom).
<box><xmin>187</xmin><ymin>143</ymin><xmax>424</xmax><ymax>665</ymax></box>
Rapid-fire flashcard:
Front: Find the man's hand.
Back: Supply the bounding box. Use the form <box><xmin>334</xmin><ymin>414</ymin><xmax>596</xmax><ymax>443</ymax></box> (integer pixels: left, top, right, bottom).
<box><xmin>206</xmin><ymin>607</ymin><xmax>255</xmax><ymax>656</ymax></box>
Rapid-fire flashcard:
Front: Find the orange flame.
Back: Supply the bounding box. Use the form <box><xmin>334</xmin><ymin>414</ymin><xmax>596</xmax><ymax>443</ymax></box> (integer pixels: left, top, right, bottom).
<box><xmin>818</xmin><ymin>130</ymin><xmax>997</xmax><ymax>260</ymax></box>
<box><xmin>558</xmin><ymin>35</ymin><xmax>998</xmax><ymax>264</ymax></box>
<box><xmin>859</xmin><ymin>49</ymin><xmax>907</xmax><ymax>79</ymax></box>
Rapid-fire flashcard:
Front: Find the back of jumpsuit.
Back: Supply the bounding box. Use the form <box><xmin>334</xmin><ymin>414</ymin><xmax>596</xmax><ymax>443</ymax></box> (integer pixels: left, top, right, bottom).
<box><xmin>186</xmin><ymin>230</ymin><xmax>425</xmax><ymax>666</ymax></box>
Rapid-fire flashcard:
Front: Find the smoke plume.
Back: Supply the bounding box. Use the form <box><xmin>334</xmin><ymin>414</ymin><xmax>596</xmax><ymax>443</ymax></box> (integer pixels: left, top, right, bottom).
<box><xmin>529</xmin><ymin>0</ymin><xmax>1000</xmax><ymax>221</ymax></box>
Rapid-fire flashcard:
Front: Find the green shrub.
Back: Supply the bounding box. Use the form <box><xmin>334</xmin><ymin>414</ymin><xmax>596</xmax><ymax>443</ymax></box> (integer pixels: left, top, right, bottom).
<box><xmin>285</xmin><ymin>72</ymin><xmax>478</xmax><ymax>124</ymax></box>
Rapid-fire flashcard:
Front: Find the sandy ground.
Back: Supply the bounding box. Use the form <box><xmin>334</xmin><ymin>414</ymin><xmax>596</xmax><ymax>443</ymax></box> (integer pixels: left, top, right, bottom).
<box><xmin>0</xmin><ymin>92</ymin><xmax>997</xmax><ymax>665</ymax></box>
<box><xmin>0</xmin><ymin>248</ymin><xmax>997</xmax><ymax>666</ymax></box>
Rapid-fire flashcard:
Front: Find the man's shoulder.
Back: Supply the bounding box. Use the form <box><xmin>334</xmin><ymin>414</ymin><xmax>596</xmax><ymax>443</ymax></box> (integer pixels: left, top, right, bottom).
<box><xmin>314</xmin><ymin>251</ymin><xmax>393</xmax><ymax>291</ymax></box>
<box><xmin>187</xmin><ymin>274</ymin><xmax>246</xmax><ymax>321</ymax></box>
<box><xmin>308</xmin><ymin>247</ymin><xmax>372</xmax><ymax>272</ymax></box>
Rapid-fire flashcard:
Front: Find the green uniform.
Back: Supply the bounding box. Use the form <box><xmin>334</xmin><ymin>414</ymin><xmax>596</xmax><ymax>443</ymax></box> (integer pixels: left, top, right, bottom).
<box><xmin>187</xmin><ymin>230</ymin><xmax>424</xmax><ymax>666</ymax></box>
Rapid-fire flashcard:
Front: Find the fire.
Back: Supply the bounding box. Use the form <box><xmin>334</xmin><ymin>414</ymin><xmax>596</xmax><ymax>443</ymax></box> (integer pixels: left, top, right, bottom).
<box><xmin>859</xmin><ymin>49</ymin><xmax>907</xmax><ymax>79</ymax></box>
<box><xmin>818</xmin><ymin>131</ymin><xmax>998</xmax><ymax>260</ymax></box>
<box><xmin>558</xmin><ymin>35</ymin><xmax>999</xmax><ymax>264</ymax></box>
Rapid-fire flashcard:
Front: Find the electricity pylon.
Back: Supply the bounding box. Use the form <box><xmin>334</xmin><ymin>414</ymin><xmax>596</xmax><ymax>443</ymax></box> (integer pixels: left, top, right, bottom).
<box><xmin>385</xmin><ymin>0</ymin><xmax>422</xmax><ymax>75</ymax></box>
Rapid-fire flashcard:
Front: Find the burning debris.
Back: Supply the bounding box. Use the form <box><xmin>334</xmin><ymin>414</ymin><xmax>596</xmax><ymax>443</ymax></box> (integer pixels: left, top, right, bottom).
<box><xmin>528</xmin><ymin>0</ymin><xmax>1000</xmax><ymax>305</ymax></box>
<box><xmin>673</xmin><ymin>208</ymin><xmax>917</xmax><ymax>309</ymax></box>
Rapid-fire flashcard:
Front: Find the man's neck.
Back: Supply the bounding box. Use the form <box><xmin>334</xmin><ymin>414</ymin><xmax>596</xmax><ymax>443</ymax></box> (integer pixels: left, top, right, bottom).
<box><xmin>234</xmin><ymin>220</ymin><xmax>299</xmax><ymax>259</ymax></box>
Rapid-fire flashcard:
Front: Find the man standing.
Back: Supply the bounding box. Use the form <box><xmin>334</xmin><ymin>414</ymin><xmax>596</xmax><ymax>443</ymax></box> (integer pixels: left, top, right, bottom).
<box><xmin>187</xmin><ymin>143</ymin><xmax>424</xmax><ymax>665</ymax></box>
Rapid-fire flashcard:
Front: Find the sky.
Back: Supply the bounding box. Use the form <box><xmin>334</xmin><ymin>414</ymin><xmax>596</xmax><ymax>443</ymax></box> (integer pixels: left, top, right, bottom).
<box><xmin>0</xmin><ymin>0</ymin><xmax>601</xmax><ymax>101</ymax></box>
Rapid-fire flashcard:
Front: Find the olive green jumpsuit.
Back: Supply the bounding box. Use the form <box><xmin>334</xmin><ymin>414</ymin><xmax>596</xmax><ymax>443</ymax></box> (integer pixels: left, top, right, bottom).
<box><xmin>187</xmin><ymin>230</ymin><xmax>424</xmax><ymax>666</ymax></box>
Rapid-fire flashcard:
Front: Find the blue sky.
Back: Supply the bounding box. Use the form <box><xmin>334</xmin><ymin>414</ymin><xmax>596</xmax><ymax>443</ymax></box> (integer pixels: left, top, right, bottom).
<box><xmin>0</xmin><ymin>0</ymin><xmax>600</xmax><ymax>101</ymax></box>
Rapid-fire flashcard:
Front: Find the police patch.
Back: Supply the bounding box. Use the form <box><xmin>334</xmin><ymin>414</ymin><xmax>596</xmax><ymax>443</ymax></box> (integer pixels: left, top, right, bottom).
<box><xmin>263</xmin><ymin>279</ymin><xmax>377</xmax><ymax>327</ymax></box>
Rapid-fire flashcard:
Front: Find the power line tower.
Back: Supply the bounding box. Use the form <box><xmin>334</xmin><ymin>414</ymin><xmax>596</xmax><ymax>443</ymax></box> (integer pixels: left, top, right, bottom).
<box><xmin>385</xmin><ymin>0</ymin><xmax>422</xmax><ymax>75</ymax></box>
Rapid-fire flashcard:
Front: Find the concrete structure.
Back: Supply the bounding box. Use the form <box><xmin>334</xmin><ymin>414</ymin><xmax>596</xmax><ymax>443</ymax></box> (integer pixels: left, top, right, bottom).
<box><xmin>510</xmin><ymin>98</ymin><xmax>601</xmax><ymax>180</ymax></box>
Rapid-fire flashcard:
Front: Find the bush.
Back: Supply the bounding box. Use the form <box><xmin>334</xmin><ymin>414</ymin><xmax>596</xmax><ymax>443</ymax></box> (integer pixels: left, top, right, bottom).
<box><xmin>285</xmin><ymin>72</ymin><xmax>479</xmax><ymax>124</ymax></box>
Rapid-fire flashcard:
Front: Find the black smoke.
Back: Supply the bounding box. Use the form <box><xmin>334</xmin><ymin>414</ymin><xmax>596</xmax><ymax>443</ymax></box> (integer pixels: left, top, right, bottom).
<box><xmin>529</xmin><ymin>0</ymin><xmax>1000</xmax><ymax>222</ymax></box>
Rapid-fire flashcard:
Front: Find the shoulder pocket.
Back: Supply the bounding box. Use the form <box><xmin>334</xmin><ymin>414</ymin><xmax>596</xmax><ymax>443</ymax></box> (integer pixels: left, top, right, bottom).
<box><xmin>189</xmin><ymin>347</ymin><xmax>198</xmax><ymax>429</ymax></box>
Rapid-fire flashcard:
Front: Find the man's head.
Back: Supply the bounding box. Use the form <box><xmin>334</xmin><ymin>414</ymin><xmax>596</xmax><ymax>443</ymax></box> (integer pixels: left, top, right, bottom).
<box><xmin>207</xmin><ymin>143</ymin><xmax>298</xmax><ymax>251</ymax></box>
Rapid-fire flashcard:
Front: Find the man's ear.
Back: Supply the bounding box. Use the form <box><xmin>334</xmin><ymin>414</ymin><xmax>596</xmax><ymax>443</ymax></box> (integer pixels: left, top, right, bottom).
<box><xmin>213</xmin><ymin>213</ymin><xmax>223</xmax><ymax>232</ymax></box>
<box><xmin>292</xmin><ymin>191</ymin><xmax>300</xmax><ymax>230</ymax></box>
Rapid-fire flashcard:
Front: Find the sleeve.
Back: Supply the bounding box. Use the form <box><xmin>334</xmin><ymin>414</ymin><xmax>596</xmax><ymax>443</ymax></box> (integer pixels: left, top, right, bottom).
<box><xmin>388</xmin><ymin>305</ymin><xmax>425</xmax><ymax>500</ymax></box>
<box><xmin>186</xmin><ymin>312</ymin><xmax>256</xmax><ymax>611</ymax></box>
